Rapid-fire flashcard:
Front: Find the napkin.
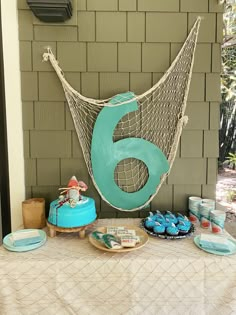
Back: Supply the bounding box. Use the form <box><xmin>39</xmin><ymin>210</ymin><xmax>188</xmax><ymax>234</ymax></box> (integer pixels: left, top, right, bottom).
<box><xmin>199</xmin><ymin>234</ymin><xmax>231</xmax><ymax>253</ymax></box>
<box><xmin>12</xmin><ymin>230</ymin><xmax>42</xmax><ymax>247</ymax></box>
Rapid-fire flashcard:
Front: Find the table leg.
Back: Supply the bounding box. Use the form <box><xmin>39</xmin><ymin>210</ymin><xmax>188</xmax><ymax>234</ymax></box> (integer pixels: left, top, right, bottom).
<box><xmin>49</xmin><ymin>228</ymin><xmax>56</xmax><ymax>238</ymax></box>
<box><xmin>79</xmin><ymin>230</ymin><xmax>85</xmax><ymax>238</ymax></box>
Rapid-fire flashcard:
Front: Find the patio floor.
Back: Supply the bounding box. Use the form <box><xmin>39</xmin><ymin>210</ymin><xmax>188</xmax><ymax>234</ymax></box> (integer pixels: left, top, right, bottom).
<box><xmin>216</xmin><ymin>168</ymin><xmax>236</xmax><ymax>214</ymax></box>
<box><xmin>216</xmin><ymin>168</ymin><xmax>236</xmax><ymax>237</ymax></box>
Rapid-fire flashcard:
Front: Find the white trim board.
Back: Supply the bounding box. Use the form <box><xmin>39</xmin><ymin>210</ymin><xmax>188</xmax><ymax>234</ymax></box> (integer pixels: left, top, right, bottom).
<box><xmin>1</xmin><ymin>0</ymin><xmax>25</xmax><ymax>231</ymax></box>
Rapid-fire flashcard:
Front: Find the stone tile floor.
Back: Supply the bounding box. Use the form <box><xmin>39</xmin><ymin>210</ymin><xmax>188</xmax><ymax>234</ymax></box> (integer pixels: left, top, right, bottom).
<box><xmin>216</xmin><ymin>169</ymin><xmax>236</xmax><ymax>215</ymax></box>
<box><xmin>216</xmin><ymin>168</ymin><xmax>236</xmax><ymax>237</ymax></box>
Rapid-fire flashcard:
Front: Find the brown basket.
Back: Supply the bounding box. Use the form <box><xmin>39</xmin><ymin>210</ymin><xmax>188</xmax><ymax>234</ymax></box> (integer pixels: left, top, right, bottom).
<box><xmin>22</xmin><ymin>198</ymin><xmax>46</xmax><ymax>229</ymax></box>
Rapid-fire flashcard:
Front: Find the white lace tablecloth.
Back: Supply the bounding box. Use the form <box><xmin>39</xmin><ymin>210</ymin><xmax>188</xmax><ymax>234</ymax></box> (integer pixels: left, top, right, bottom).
<box><xmin>0</xmin><ymin>218</ymin><xmax>236</xmax><ymax>315</ymax></box>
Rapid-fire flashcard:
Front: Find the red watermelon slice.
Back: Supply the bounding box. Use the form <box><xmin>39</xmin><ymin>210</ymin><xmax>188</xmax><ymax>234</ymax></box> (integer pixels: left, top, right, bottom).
<box><xmin>212</xmin><ymin>226</ymin><xmax>221</xmax><ymax>233</ymax></box>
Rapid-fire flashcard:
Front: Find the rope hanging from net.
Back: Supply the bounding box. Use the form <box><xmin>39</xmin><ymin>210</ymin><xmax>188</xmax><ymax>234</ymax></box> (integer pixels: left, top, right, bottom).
<box><xmin>43</xmin><ymin>17</ymin><xmax>201</xmax><ymax>211</ymax></box>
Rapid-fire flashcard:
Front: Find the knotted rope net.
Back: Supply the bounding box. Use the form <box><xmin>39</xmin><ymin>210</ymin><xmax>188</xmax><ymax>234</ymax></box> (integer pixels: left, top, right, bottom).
<box><xmin>43</xmin><ymin>17</ymin><xmax>201</xmax><ymax>211</ymax></box>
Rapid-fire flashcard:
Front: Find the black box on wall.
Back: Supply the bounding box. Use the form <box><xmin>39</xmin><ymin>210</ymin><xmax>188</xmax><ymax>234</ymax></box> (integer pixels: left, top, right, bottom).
<box><xmin>27</xmin><ymin>0</ymin><xmax>72</xmax><ymax>23</ymax></box>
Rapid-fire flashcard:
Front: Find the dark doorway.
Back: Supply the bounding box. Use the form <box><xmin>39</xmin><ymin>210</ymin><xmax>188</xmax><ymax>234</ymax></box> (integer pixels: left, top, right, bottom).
<box><xmin>0</xmin><ymin>3</ymin><xmax>11</xmax><ymax>240</ymax></box>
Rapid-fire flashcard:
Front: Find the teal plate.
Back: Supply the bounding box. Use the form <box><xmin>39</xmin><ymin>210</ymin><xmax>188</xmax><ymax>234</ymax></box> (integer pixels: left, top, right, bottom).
<box><xmin>3</xmin><ymin>229</ymin><xmax>47</xmax><ymax>252</ymax></box>
<box><xmin>194</xmin><ymin>235</ymin><xmax>236</xmax><ymax>256</ymax></box>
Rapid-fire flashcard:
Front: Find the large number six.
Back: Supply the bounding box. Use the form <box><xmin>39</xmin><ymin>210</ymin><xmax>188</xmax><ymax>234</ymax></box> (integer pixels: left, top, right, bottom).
<box><xmin>91</xmin><ymin>92</ymin><xmax>169</xmax><ymax>210</ymax></box>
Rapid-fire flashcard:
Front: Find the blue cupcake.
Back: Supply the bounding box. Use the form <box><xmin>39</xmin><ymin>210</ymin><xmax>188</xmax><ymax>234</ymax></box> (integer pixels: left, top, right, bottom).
<box><xmin>162</xmin><ymin>218</ymin><xmax>172</xmax><ymax>228</ymax></box>
<box><xmin>155</xmin><ymin>213</ymin><xmax>166</xmax><ymax>224</ymax></box>
<box><xmin>183</xmin><ymin>215</ymin><xmax>191</xmax><ymax>224</ymax></box>
<box><xmin>177</xmin><ymin>213</ymin><xmax>190</xmax><ymax>224</ymax></box>
<box><xmin>168</xmin><ymin>214</ymin><xmax>178</xmax><ymax>224</ymax></box>
<box><xmin>154</xmin><ymin>210</ymin><xmax>162</xmax><ymax>215</ymax></box>
<box><xmin>153</xmin><ymin>222</ymin><xmax>165</xmax><ymax>234</ymax></box>
<box><xmin>165</xmin><ymin>210</ymin><xmax>173</xmax><ymax>218</ymax></box>
<box><xmin>176</xmin><ymin>213</ymin><xmax>185</xmax><ymax>221</ymax></box>
<box><xmin>145</xmin><ymin>217</ymin><xmax>156</xmax><ymax>229</ymax></box>
<box><xmin>177</xmin><ymin>221</ymin><xmax>190</xmax><ymax>234</ymax></box>
<box><xmin>165</xmin><ymin>211</ymin><xmax>177</xmax><ymax>223</ymax></box>
<box><xmin>180</xmin><ymin>219</ymin><xmax>191</xmax><ymax>230</ymax></box>
<box><xmin>179</xmin><ymin>215</ymin><xmax>191</xmax><ymax>226</ymax></box>
<box><xmin>148</xmin><ymin>211</ymin><xmax>156</xmax><ymax>220</ymax></box>
<box><xmin>166</xmin><ymin>223</ymin><xmax>179</xmax><ymax>236</ymax></box>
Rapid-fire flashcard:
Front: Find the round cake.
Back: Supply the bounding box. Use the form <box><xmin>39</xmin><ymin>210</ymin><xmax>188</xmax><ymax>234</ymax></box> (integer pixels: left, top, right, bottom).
<box><xmin>47</xmin><ymin>176</ymin><xmax>97</xmax><ymax>228</ymax></box>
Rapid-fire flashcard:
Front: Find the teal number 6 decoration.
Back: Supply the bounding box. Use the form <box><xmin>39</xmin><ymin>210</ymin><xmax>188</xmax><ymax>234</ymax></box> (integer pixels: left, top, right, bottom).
<box><xmin>91</xmin><ymin>92</ymin><xmax>169</xmax><ymax>210</ymax></box>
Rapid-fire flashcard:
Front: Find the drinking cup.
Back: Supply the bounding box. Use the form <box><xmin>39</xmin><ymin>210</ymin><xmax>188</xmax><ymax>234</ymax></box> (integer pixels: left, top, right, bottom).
<box><xmin>202</xmin><ymin>199</ymin><xmax>215</xmax><ymax>209</ymax></box>
<box><xmin>199</xmin><ymin>203</ymin><xmax>214</xmax><ymax>229</ymax></box>
<box><xmin>210</xmin><ymin>210</ymin><xmax>226</xmax><ymax>234</ymax></box>
<box><xmin>188</xmin><ymin>196</ymin><xmax>202</xmax><ymax>224</ymax></box>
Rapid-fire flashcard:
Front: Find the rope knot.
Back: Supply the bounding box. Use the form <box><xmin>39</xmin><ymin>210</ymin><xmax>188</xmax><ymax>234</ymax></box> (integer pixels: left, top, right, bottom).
<box><xmin>42</xmin><ymin>47</ymin><xmax>53</xmax><ymax>62</ymax></box>
<box><xmin>42</xmin><ymin>53</ymin><xmax>49</xmax><ymax>62</ymax></box>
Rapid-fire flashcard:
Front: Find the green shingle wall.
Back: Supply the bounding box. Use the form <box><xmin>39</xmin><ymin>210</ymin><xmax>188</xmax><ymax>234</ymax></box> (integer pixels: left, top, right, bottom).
<box><xmin>18</xmin><ymin>0</ymin><xmax>222</xmax><ymax>216</ymax></box>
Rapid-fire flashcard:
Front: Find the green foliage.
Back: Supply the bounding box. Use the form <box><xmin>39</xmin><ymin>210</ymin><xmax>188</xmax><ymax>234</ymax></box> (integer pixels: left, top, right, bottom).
<box><xmin>219</xmin><ymin>1</ymin><xmax>236</xmax><ymax>164</ymax></box>
<box><xmin>226</xmin><ymin>189</ymin><xmax>236</xmax><ymax>202</ymax></box>
<box><xmin>221</xmin><ymin>2</ymin><xmax>236</xmax><ymax>101</ymax></box>
<box><xmin>225</xmin><ymin>152</ymin><xmax>236</xmax><ymax>169</ymax></box>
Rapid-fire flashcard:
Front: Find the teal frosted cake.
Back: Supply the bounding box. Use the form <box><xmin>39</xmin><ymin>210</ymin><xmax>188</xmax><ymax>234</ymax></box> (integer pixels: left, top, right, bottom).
<box><xmin>48</xmin><ymin>176</ymin><xmax>97</xmax><ymax>228</ymax></box>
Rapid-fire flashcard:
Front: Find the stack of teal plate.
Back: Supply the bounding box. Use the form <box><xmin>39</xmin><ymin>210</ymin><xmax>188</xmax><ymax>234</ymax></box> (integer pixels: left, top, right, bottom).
<box><xmin>3</xmin><ymin>229</ymin><xmax>47</xmax><ymax>252</ymax></box>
